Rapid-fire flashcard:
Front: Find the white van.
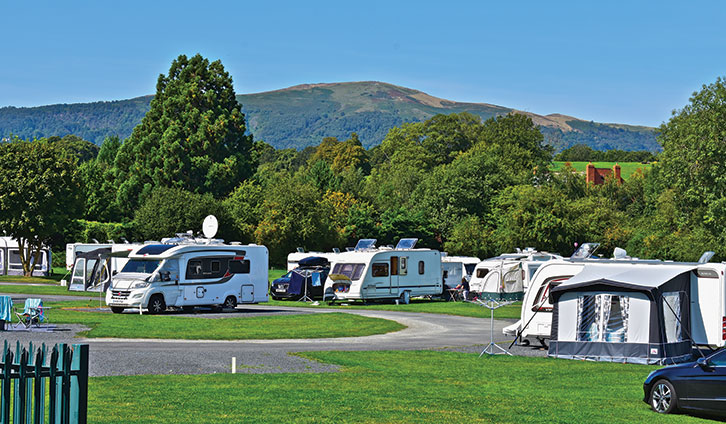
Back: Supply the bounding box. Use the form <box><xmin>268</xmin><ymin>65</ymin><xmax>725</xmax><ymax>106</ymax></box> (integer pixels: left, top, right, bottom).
<box><xmin>105</xmin><ymin>240</ymin><xmax>269</xmax><ymax>313</ymax></box>
<box><xmin>287</xmin><ymin>249</ymin><xmax>341</xmax><ymax>271</ymax></box>
<box><xmin>323</xmin><ymin>238</ymin><xmax>442</xmax><ymax>304</ymax></box>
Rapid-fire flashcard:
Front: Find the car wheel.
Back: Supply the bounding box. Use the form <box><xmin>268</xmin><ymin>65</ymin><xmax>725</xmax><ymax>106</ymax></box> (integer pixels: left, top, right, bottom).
<box><xmin>223</xmin><ymin>296</ymin><xmax>237</xmax><ymax>309</ymax></box>
<box><xmin>650</xmin><ymin>379</ymin><xmax>677</xmax><ymax>414</ymax></box>
<box><xmin>147</xmin><ymin>295</ymin><xmax>166</xmax><ymax>314</ymax></box>
<box><xmin>110</xmin><ymin>307</ymin><xmax>125</xmax><ymax>314</ymax></box>
<box><xmin>400</xmin><ymin>291</ymin><xmax>410</xmax><ymax>305</ymax></box>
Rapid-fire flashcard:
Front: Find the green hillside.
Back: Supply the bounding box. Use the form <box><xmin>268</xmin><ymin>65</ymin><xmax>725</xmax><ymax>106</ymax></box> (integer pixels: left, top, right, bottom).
<box><xmin>0</xmin><ymin>81</ymin><xmax>659</xmax><ymax>151</ymax></box>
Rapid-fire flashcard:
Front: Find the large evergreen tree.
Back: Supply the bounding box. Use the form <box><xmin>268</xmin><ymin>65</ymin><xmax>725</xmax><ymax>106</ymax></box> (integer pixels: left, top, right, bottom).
<box><xmin>114</xmin><ymin>54</ymin><xmax>254</xmax><ymax>216</ymax></box>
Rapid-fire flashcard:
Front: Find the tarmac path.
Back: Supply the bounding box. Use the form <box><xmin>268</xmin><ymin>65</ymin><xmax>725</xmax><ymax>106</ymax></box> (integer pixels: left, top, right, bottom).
<box><xmin>0</xmin><ymin>295</ymin><xmax>546</xmax><ymax>377</ymax></box>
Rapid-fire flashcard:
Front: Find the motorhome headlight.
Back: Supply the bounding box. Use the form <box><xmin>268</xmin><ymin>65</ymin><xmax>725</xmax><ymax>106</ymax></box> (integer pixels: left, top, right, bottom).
<box><xmin>132</xmin><ymin>292</ymin><xmax>144</xmax><ymax>298</ymax></box>
<box><xmin>131</xmin><ymin>281</ymin><xmax>149</xmax><ymax>289</ymax></box>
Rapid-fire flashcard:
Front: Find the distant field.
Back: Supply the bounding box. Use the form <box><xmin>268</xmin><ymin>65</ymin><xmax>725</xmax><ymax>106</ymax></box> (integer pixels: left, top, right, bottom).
<box><xmin>552</xmin><ymin>161</ymin><xmax>651</xmax><ymax>179</ymax></box>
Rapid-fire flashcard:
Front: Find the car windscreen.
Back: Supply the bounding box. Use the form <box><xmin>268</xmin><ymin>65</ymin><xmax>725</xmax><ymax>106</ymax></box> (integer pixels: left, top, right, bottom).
<box><xmin>121</xmin><ymin>259</ymin><xmax>161</xmax><ymax>274</ymax></box>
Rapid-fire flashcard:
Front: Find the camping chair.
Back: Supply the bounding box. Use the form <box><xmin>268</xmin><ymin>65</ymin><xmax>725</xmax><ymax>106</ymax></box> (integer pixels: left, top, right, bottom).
<box><xmin>14</xmin><ymin>298</ymin><xmax>46</xmax><ymax>329</ymax></box>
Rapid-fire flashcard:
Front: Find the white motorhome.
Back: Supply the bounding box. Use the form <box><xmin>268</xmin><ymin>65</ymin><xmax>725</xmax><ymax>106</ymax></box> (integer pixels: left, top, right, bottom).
<box><xmin>506</xmin><ymin>247</ymin><xmax>726</xmax><ymax>348</ymax></box>
<box><xmin>287</xmin><ymin>249</ymin><xmax>341</xmax><ymax>271</ymax></box>
<box><xmin>323</xmin><ymin>238</ymin><xmax>442</xmax><ymax>304</ymax></box>
<box><xmin>0</xmin><ymin>236</ymin><xmax>52</xmax><ymax>277</ymax></box>
<box><xmin>105</xmin><ymin>238</ymin><xmax>269</xmax><ymax>313</ymax></box>
<box><xmin>441</xmin><ymin>254</ymin><xmax>480</xmax><ymax>289</ymax></box>
<box><xmin>469</xmin><ymin>249</ymin><xmax>562</xmax><ymax>300</ymax></box>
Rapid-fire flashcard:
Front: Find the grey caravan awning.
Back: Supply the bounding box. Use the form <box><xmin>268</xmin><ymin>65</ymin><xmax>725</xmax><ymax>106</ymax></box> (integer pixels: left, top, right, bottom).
<box><xmin>549</xmin><ymin>264</ymin><xmax>696</xmax><ymax>365</ymax></box>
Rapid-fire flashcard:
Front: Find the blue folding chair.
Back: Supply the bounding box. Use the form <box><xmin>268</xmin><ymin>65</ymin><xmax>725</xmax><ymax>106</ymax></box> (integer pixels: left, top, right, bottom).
<box><xmin>14</xmin><ymin>298</ymin><xmax>46</xmax><ymax>329</ymax></box>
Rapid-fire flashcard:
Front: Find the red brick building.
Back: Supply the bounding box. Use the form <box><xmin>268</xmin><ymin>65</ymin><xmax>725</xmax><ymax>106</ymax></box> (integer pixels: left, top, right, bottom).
<box><xmin>586</xmin><ymin>163</ymin><xmax>623</xmax><ymax>185</ymax></box>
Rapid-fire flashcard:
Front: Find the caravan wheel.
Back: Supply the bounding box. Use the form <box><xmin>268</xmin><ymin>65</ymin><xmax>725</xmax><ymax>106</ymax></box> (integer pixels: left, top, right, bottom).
<box><xmin>400</xmin><ymin>291</ymin><xmax>410</xmax><ymax>305</ymax></box>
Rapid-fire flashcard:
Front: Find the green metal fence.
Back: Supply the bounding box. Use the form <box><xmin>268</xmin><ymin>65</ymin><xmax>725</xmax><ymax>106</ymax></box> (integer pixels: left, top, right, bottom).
<box><xmin>0</xmin><ymin>342</ymin><xmax>88</xmax><ymax>424</ymax></box>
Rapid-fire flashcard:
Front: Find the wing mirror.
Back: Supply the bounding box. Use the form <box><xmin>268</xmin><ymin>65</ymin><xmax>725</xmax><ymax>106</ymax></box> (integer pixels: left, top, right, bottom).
<box><xmin>697</xmin><ymin>357</ymin><xmax>712</xmax><ymax>370</ymax></box>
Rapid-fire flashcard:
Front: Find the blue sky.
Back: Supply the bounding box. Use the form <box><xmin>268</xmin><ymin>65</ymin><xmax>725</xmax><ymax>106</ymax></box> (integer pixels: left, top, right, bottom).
<box><xmin>1</xmin><ymin>0</ymin><xmax>724</xmax><ymax>127</ymax></box>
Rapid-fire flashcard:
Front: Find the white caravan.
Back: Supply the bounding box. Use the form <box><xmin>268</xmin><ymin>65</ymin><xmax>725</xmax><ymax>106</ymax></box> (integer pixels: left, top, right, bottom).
<box><xmin>441</xmin><ymin>254</ymin><xmax>480</xmax><ymax>289</ymax></box>
<box><xmin>469</xmin><ymin>249</ymin><xmax>562</xmax><ymax>299</ymax></box>
<box><xmin>0</xmin><ymin>236</ymin><xmax>52</xmax><ymax>276</ymax></box>
<box><xmin>105</xmin><ymin>239</ymin><xmax>269</xmax><ymax>313</ymax></box>
<box><xmin>323</xmin><ymin>238</ymin><xmax>442</xmax><ymax>304</ymax></box>
<box><xmin>506</xmin><ymin>247</ymin><xmax>726</xmax><ymax>348</ymax></box>
<box><xmin>287</xmin><ymin>248</ymin><xmax>341</xmax><ymax>271</ymax></box>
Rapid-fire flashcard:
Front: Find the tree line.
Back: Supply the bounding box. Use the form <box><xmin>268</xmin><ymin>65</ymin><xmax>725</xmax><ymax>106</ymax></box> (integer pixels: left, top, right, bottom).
<box><xmin>1</xmin><ymin>54</ymin><xmax>724</xmax><ymax>274</ymax></box>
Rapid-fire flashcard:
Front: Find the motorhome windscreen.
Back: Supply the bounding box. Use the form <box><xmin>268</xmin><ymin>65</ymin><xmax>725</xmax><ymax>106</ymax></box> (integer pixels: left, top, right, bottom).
<box><xmin>332</xmin><ymin>263</ymin><xmax>365</xmax><ymax>280</ymax></box>
<box><xmin>121</xmin><ymin>259</ymin><xmax>161</xmax><ymax>274</ymax></box>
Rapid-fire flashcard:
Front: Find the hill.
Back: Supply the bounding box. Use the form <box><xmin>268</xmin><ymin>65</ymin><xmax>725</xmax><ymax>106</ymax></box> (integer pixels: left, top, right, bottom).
<box><xmin>0</xmin><ymin>81</ymin><xmax>659</xmax><ymax>151</ymax></box>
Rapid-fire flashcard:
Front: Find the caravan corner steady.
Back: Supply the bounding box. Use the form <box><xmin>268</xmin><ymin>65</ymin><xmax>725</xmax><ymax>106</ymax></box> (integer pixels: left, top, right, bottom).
<box><xmin>105</xmin><ymin>238</ymin><xmax>268</xmax><ymax>314</ymax></box>
<box><xmin>323</xmin><ymin>238</ymin><xmax>442</xmax><ymax>304</ymax></box>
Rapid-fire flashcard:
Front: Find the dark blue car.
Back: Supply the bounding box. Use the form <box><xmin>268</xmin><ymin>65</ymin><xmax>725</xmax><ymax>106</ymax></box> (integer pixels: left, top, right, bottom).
<box><xmin>644</xmin><ymin>349</ymin><xmax>726</xmax><ymax>415</ymax></box>
<box><xmin>270</xmin><ymin>256</ymin><xmax>329</xmax><ymax>300</ymax></box>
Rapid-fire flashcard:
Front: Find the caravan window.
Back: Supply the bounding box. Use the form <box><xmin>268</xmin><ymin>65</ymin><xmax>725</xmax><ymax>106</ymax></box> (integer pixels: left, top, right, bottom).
<box><xmin>418</xmin><ymin>261</ymin><xmax>425</xmax><ymax>274</ymax></box>
<box><xmin>476</xmin><ymin>268</ymin><xmax>488</xmax><ymax>279</ymax></box>
<box><xmin>464</xmin><ymin>264</ymin><xmax>476</xmax><ymax>276</ymax></box>
<box><xmin>662</xmin><ymin>292</ymin><xmax>683</xmax><ymax>343</ymax></box>
<box><xmin>576</xmin><ymin>294</ymin><xmax>629</xmax><ymax>343</ymax></box>
<box><xmin>532</xmin><ymin>276</ymin><xmax>570</xmax><ymax>312</ymax></box>
<box><xmin>332</xmin><ymin>263</ymin><xmax>365</xmax><ymax>280</ymax></box>
<box><xmin>372</xmin><ymin>263</ymin><xmax>389</xmax><ymax>277</ymax></box>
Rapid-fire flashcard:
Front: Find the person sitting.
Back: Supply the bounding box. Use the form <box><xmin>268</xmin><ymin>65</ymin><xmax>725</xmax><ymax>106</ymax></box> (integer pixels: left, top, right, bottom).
<box><xmin>455</xmin><ymin>277</ymin><xmax>470</xmax><ymax>301</ymax></box>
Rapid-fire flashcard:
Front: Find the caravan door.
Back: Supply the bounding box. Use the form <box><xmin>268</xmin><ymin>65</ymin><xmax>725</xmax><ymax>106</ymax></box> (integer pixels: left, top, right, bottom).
<box><xmin>390</xmin><ymin>256</ymin><xmax>399</xmax><ymax>296</ymax></box>
<box><xmin>0</xmin><ymin>249</ymin><xmax>4</xmax><ymax>275</ymax></box>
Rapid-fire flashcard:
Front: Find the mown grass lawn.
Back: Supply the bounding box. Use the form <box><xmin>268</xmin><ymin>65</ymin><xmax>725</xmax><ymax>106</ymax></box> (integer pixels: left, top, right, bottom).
<box><xmin>552</xmin><ymin>161</ymin><xmax>651</xmax><ymax>179</ymax></box>
<box><xmin>87</xmin><ymin>351</ymin><xmax>709</xmax><ymax>423</ymax></box>
<box><xmin>46</xmin><ymin>300</ymin><xmax>404</xmax><ymax>340</ymax></box>
<box><xmin>0</xmin><ymin>283</ymin><xmax>96</xmax><ymax>297</ymax></box>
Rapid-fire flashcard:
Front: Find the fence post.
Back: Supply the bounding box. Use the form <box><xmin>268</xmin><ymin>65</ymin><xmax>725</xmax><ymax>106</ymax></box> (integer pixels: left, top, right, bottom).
<box><xmin>71</xmin><ymin>344</ymin><xmax>89</xmax><ymax>424</ymax></box>
<box><xmin>1</xmin><ymin>345</ymin><xmax>12</xmax><ymax>424</ymax></box>
<box><xmin>49</xmin><ymin>345</ymin><xmax>59</xmax><ymax>423</ymax></box>
<box><xmin>33</xmin><ymin>345</ymin><xmax>46</xmax><ymax>423</ymax></box>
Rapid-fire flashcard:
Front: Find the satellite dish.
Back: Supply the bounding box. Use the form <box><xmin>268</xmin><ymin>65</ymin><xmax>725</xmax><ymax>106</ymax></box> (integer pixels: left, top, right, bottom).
<box><xmin>202</xmin><ymin>215</ymin><xmax>218</xmax><ymax>239</ymax></box>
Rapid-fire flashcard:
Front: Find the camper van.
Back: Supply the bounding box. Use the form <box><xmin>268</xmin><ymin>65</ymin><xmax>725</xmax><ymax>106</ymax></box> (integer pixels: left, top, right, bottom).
<box><xmin>441</xmin><ymin>255</ymin><xmax>480</xmax><ymax>290</ymax></box>
<box><xmin>0</xmin><ymin>236</ymin><xmax>52</xmax><ymax>277</ymax></box>
<box><xmin>68</xmin><ymin>244</ymin><xmax>140</xmax><ymax>292</ymax></box>
<box><xmin>469</xmin><ymin>249</ymin><xmax>562</xmax><ymax>300</ymax></box>
<box><xmin>287</xmin><ymin>249</ymin><xmax>341</xmax><ymax>271</ymax></box>
<box><xmin>323</xmin><ymin>238</ymin><xmax>442</xmax><ymax>304</ymax></box>
<box><xmin>507</xmin><ymin>247</ymin><xmax>726</xmax><ymax>349</ymax></box>
<box><xmin>105</xmin><ymin>239</ymin><xmax>269</xmax><ymax>314</ymax></box>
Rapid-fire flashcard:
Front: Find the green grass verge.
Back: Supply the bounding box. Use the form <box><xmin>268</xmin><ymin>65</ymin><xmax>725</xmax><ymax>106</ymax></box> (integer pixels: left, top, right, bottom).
<box><xmin>552</xmin><ymin>161</ymin><xmax>651</xmax><ymax>179</ymax></box>
<box><xmin>45</xmin><ymin>300</ymin><xmax>405</xmax><ymax>340</ymax></box>
<box><xmin>0</xmin><ymin>283</ymin><xmax>96</xmax><ymax>297</ymax></box>
<box><xmin>268</xmin><ymin>298</ymin><xmax>522</xmax><ymax>320</ymax></box>
<box><xmin>87</xmin><ymin>351</ymin><xmax>707</xmax><ymax>423</ymax></box>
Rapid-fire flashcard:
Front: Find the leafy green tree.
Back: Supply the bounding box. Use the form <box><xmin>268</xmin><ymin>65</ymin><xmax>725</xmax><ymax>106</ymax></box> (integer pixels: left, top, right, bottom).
<box><xmin>491</xmin><ymin>185</ymin><xmax>578</xmax><ymax>255</ymax></box>
<box><xmin>45</xmin><ymin>135</ymin><xmax>99</xmax><ymax>162</ymax></box>
<box><xmin>0</xmin><ymin>138</ymin><xmax>81</xmax><ymax>276</ymax></box>
<box><xmin>223</xmin><ymin>180</ymin><xmax>264</xmax><ymax>243</ymax></box>
<box><xmin>133</xmin><ymin>186</ymin><xmax>232</xmax><ymax>241</ymax></box>
<box><xmin>78</xmin><ymin>136</ymin><xmax>123</xmax><ymax>222</ymax></box>
<box><xmin>443</xmin><ymin>215</ymin><xmax>493</xmax><ymax>258</ymax></box>
<box><xmin>114</xmin><ymin>54</ymin><xmax>254</xmax><ymax>215</ymax></box>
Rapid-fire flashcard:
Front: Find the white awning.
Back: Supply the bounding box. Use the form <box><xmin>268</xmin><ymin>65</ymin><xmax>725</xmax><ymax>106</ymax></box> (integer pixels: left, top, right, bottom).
<box><xmin>557</xmin><ymin>263</ymin><xmax>696</xmax><ymax>290</ymax></box>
